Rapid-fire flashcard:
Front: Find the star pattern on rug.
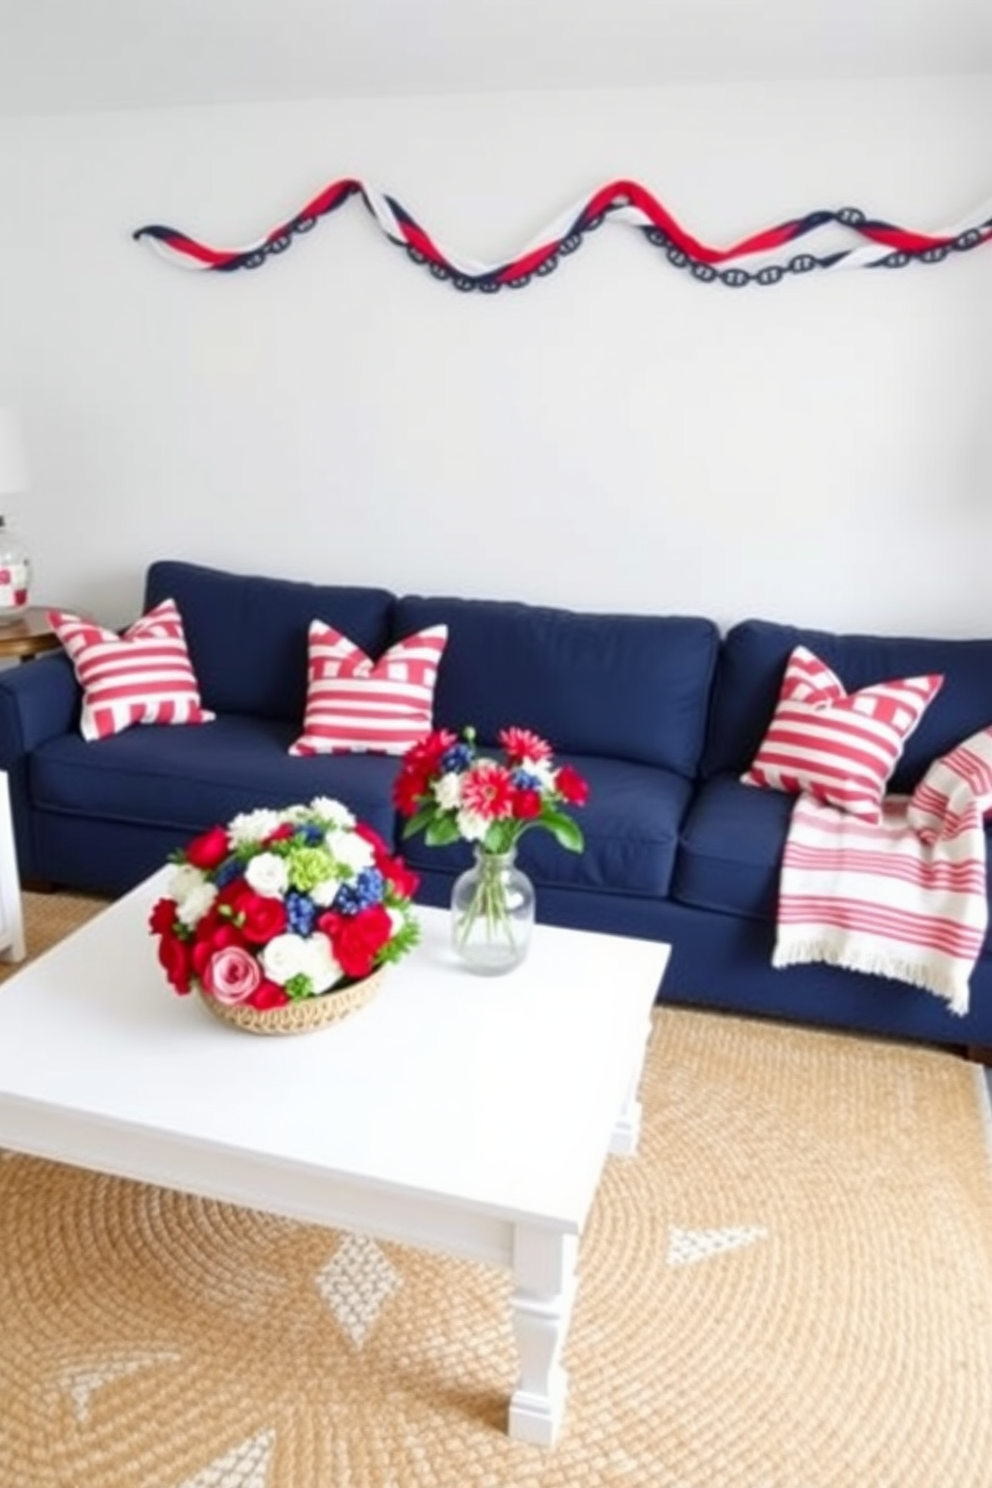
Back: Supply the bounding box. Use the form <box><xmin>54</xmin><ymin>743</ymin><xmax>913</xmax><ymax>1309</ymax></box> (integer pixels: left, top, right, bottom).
<box><xmin>667</xmin><ymin>1225</ymin><xmax>768</xmax><ymax>1267</ymax></box>
<box><xmin>176</xmin><ymin>1428</ymin><xmax>275</xmax><ymax>1488</ymax></box>
<box><xmin>316</xmin><ymin>1232</ymin><xmax>402</xmax><ymax>1345</ymax></box>
<box><xmin>59</xmin><ymin>1350</ymin><xmax>182</xmax><ymax>1422</ymax></box>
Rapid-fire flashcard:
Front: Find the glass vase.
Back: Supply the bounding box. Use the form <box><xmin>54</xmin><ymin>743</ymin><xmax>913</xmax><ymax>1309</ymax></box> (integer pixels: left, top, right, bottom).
<box><xmin>450</xmin><ymin>846</ymin><xmax>536</xmax><ymax>975</ymax></box>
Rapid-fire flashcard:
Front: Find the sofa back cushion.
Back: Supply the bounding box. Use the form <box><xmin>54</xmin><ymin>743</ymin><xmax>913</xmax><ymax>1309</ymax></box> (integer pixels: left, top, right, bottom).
<box><xmin>704</xmin><ymin>618</ymin><xmax>992</xmax><ymax>790</ymax></box>
<box><xmin>393</xmin><ymin>594</ymin><xmax>720</xmax><ymax>775</ymax></box>
<box><xmin>144</xmin><ymin>561</ymin><xmax>396</xmax><ymax>723</ymax></box>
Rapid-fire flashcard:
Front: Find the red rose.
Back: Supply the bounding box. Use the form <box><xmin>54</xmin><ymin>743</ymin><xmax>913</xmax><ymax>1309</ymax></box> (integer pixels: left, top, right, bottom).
<box><xmin>393</xmin><ymin>730</ymin><xmax>459</xmax><ymax>815</ymax></box>
<box><xmin>158</xmin><ymin>932</ymin><xmax>193</xmax><ymax>995</ymax></box>
<box><xmin>378</xmin><ymin>853</ymin><xmax>420</xmax><ymax>900</ymax></box>
<box><xmin>358</xmin><ymin>828</ymin><xmax>419</xmax><ymax>899</ymax></box>
<box><xmin>229</xmin><ymin>886</ymin><xmax>288</xmax><ymax>944</ymax></box>
<box><xmin>184</xmin><ymin>825</ymin><xmax>231</xmax><ymax>871</ymax></box>
<box><xmin>393</xmin><ymin>771</ymin><xmax>427</xmax><ymax>815</ymax></box>
<box><xmin>403</xmin><ymin>729</ymin><xmax>457</xmax><ymax>773</ymax></box>
<box><xmin>318</xmin><ymin>904</ymin><xmax>392</xmax><ymax>979</ymax></box>
<box><xmin>556</xmin><ymin>765</ymin><xmax>589</xmax><ymax>806</ymax></box>
<box><xmin>149</xmin><ymin>897</ymin><xmax>179</xmax><ymax>935</ymax></box>
<box><xmin>263</xmin><ymin>823</ymin><xmax>295</xmax><ymax>845</ymax></box>
<box><xmin>246</xmin><ymin>979</ymin><xmax>290</xmax><ymax>1010</ymax></box>
<box><xmin>355</xmin><ymin>822</ymin><xmax>390</xmax><ymax>858</ymax></box>
<box><xmin>212</xmin><ymin>881</ymin><xmax>242</xmax><ymax>918</ymax></box>
<box><xmin>511</xmin><ymin>788</ymin><xmax>542</xmax><ymax>820</ymax></box>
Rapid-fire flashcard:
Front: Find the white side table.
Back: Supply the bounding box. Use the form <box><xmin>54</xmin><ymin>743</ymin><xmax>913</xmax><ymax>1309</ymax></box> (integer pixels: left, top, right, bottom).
<box><xmin>0</xmin><ymin>770</ymin><xmax>25</xmax><ymax>963</ymax></box>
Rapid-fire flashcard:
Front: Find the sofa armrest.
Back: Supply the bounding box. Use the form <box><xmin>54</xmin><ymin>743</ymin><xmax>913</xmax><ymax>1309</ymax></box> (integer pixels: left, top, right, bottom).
<box><xmin>0</xmin><ymin>654</ymin><xmax>79</xmax><ymax>878</ymax></box>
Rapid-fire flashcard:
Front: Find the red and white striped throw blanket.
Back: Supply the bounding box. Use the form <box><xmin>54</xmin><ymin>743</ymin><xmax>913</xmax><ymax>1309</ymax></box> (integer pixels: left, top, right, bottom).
<box><xmin>773</xmin><ymin>728</ymin><xmax>992</xmax><ymax>1016</ymax></box>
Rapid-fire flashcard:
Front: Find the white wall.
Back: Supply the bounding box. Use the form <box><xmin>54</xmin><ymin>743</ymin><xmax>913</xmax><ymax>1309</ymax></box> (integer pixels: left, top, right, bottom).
<box><xmin>0</xmin><ymin>76</ymin><xmax>990</xmax><ymax>634</ymax></box>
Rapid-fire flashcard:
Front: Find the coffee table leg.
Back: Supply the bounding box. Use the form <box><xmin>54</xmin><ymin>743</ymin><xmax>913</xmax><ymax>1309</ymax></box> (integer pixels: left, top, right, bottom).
<box><xmin>609</xmin><ymin>1031</ymin><xmax>651</xmax><ymax>1155</ymax></box>
<box><xmin>508</xmin><ymin>1225</ymin><xmax>578</xmax><ymax>1445</ymax></box>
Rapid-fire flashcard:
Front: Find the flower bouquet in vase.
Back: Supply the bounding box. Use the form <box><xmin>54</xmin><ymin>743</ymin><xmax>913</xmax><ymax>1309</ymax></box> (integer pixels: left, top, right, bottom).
<box><xmin>149</xmin><ymin>797</ymin><xmax>420</xmax><ymax>1034</ymax></box>
<box><xmin>394</xmin><ymin>726</ymin><xmax>589</xmax><ymax>975</ymax></box>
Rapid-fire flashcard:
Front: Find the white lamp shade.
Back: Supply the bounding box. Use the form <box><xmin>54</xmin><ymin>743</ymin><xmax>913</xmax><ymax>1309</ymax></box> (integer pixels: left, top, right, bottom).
<box><xmin>0</xmin><ymin>407</ymin><xmax>29</xmax><ymax>496</ymax></box>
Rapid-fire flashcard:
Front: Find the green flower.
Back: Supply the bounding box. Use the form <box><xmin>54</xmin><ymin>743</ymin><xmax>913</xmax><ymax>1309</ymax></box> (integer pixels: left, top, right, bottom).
<box><xmin>285</xmin><ymin>844</ymin><xmax>336</xmax><ymax>893</ymax></box>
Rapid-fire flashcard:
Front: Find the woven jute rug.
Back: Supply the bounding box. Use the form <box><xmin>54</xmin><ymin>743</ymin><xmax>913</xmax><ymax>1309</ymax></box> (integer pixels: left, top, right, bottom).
<box><xmin>2</xmin><ymin>892</ymin><xmax>992</xmax><ymax>1487</ymax></box>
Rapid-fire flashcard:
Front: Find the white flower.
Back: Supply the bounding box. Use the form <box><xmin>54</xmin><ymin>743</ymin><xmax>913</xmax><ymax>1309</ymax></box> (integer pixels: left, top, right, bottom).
<box><xmin>244</xmin><ymin>852</ymin><xmax>290</xmax><ymax>898</ymax></box>
<box><xmin>330</xmin><ymin>833</ymin><xmax>375</xmax><ymax>874</ymax></box>
<box><xmin>175</xmin><ymin>880</ymin><xmax>218</xmax><ymax>929</ymax></box>
<box><xmin>168</xmin><ymin>862</ymin><xmax>208</xmax><ymax>903</ymax></box>
<box><xmin>260</xmin><ymin>932</ymin><xmax>342</xmax><ymax>993</ymax></box>
<box><xmin>433</xmin><ymin>772</ymin><xmax>463</xmax><ymax>811</ymax></box>
<box><xmin>526</xmin><ymin>758</ymin><xmax>557</xmax><ymax>791</ymax></box>
<box><xmin>456</xmin><ymin>809</ymin><xmax>489</xmax><ymax>842</ymax></box>
<box><xmin>168</xmin><ymin>864</ymin><xmax>218</xmax><ymax>930</ymax></box>
<box><xmin>227</xmin><ymin>808</ymin><xmax>285</xmax><ymax>847</ymax></box>
<box><xmin>310</xmin><ymin>797</ymin><xmax>355</xmax><ymax>829</ymax></box>
<box><xmin>387</xmin><ymin>906</ymin><xmax>408</xmax><ymax>937</ymax></box>
<box><xmin>309</xmin><ymin>876</ymin><xmax>342</xmax><ymax>908</ymax></box>
<box><xmin>300</xmin><ymin>932</ymin><xmax>343</xmax><ymax>993</ymax></box>
<box><xmin>260</xmin><ymin>933</ymin><xmax>309</xmax><ymax>985</ymax></box>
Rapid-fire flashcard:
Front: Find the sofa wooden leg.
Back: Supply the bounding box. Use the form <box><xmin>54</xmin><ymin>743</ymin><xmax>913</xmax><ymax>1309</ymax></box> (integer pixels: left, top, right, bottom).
<box><xmin>965</xmin><ymin>1045</ymin><xmax>992</xmax><ymax>1067</ymax></box>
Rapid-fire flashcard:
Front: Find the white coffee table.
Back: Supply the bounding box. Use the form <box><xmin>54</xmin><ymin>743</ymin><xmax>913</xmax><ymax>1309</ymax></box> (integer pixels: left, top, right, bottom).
<box><xmin>0</xmin><ymin>869</ymin><xmax>668</xmax><ymax>1445</ymax></box>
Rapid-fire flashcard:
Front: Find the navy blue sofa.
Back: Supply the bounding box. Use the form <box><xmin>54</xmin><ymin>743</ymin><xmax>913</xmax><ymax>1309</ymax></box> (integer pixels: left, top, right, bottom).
<box><xmin>2</xmin><ymin>559</ymin><xmax>992</xmax><ymax>1054</ymax></box>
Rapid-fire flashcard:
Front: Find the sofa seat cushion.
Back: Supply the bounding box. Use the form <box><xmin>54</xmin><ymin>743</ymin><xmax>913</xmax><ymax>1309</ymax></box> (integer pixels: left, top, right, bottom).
<box><xmin>672</xmin><ymin>773</ymin><xmax>797</xmax><ymax>922</ymax></box>
<box><xmin>29</xmin><ymin>714</ymin><xmax>401</xmax><ymax>844</ymax></box>
<box><xmin>676</xmin><ymin>773</ymin><xmax>992</xmax><ymax>949</ymax></box>
<box><xmin>398</xmin><ymin>756</ymin><xmax>693</xmax><ymax>898</ymax></box>
<box><xmin>393</xmin><ymin>595</ymin><xmax>719</xmax><ymax>776</ymax></box>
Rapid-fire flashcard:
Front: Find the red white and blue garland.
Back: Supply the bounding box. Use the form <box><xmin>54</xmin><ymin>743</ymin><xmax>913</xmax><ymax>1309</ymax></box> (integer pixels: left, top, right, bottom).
<box><xmin>133</xmin><ymin>177</ymin><xmax>992</xmax><ymax>291</ymax></box>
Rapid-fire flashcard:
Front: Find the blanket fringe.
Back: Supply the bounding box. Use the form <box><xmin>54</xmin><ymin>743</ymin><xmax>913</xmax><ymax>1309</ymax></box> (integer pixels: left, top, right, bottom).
<box><xmin>773</xmin><ymin>936</ymin><xmax>970</xmax><ymax>1017</ymax></box>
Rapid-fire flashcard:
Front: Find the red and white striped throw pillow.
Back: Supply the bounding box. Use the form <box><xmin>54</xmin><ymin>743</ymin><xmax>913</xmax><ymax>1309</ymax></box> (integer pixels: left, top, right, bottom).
<box><xmin>289</xmin><ymin>621</ymin><xmax>448</xmax><ymax>756</ymax></box>
<box><xmin>742</xmin><ymin>645</ymin><xmax>943</xmax><ymax>821</ymax></box>
<box><xmin>49</xmin><ymin>599</ymin><xmax>214</xmax><ymax>742</ymax></box>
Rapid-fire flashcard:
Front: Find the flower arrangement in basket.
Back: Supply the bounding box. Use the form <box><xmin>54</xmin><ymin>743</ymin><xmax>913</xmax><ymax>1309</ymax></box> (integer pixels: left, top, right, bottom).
<box><xmin>393</xmin><ymin>726</ymin><xmax>589</xmax><ymax>972</ymax></box>
<box><xmin>149</xmin><ymin>798</ymin><xmax>420</xmax><ymax>1033</ymax></box>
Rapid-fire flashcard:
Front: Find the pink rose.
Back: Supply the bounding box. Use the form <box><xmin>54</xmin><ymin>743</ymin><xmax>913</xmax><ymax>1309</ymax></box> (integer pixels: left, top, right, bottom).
<box><xmin>203</xmin><ymin>945</ymin><xmax>262</xmax><ymax>1005</ymax></box>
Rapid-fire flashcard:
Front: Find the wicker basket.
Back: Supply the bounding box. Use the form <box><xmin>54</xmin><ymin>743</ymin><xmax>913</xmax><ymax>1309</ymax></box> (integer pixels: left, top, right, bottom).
<box><xmin>197</xmin><ymin>967</ymin><xmax>386</xmax><ymax>1036</ymax></box>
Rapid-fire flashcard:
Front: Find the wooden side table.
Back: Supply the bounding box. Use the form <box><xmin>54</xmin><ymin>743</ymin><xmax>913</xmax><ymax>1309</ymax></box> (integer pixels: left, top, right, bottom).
<box><xmin>0</xmin><ymin>606</ymin><xmax>58</xmax><ymax>662</ymax></box>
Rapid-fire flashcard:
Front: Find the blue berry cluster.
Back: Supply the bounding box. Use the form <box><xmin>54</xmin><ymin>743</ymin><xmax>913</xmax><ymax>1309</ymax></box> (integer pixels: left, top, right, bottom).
<box><xmin>440</xmin><ymin>742</ymin><xmax>474</xmax><ymax>773</ymax></box>
<box><xmin>334</xmin><ymin>867</ymin><xmax>386</xmax><ymax>916</ymax></box>
<box><xmin>213</xmin><ymin>857</ymin><xmax>243</xmax><ymax>889</ymax></box>
<box><xmin>511</xmin><ymin>768</ymin><xmax>544</xmax><ymax>792</ymax></box>
<box><xmin>285</xmin><ymin>889</ymin><xmax>317</xmax><ymax>936</ymax></box>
